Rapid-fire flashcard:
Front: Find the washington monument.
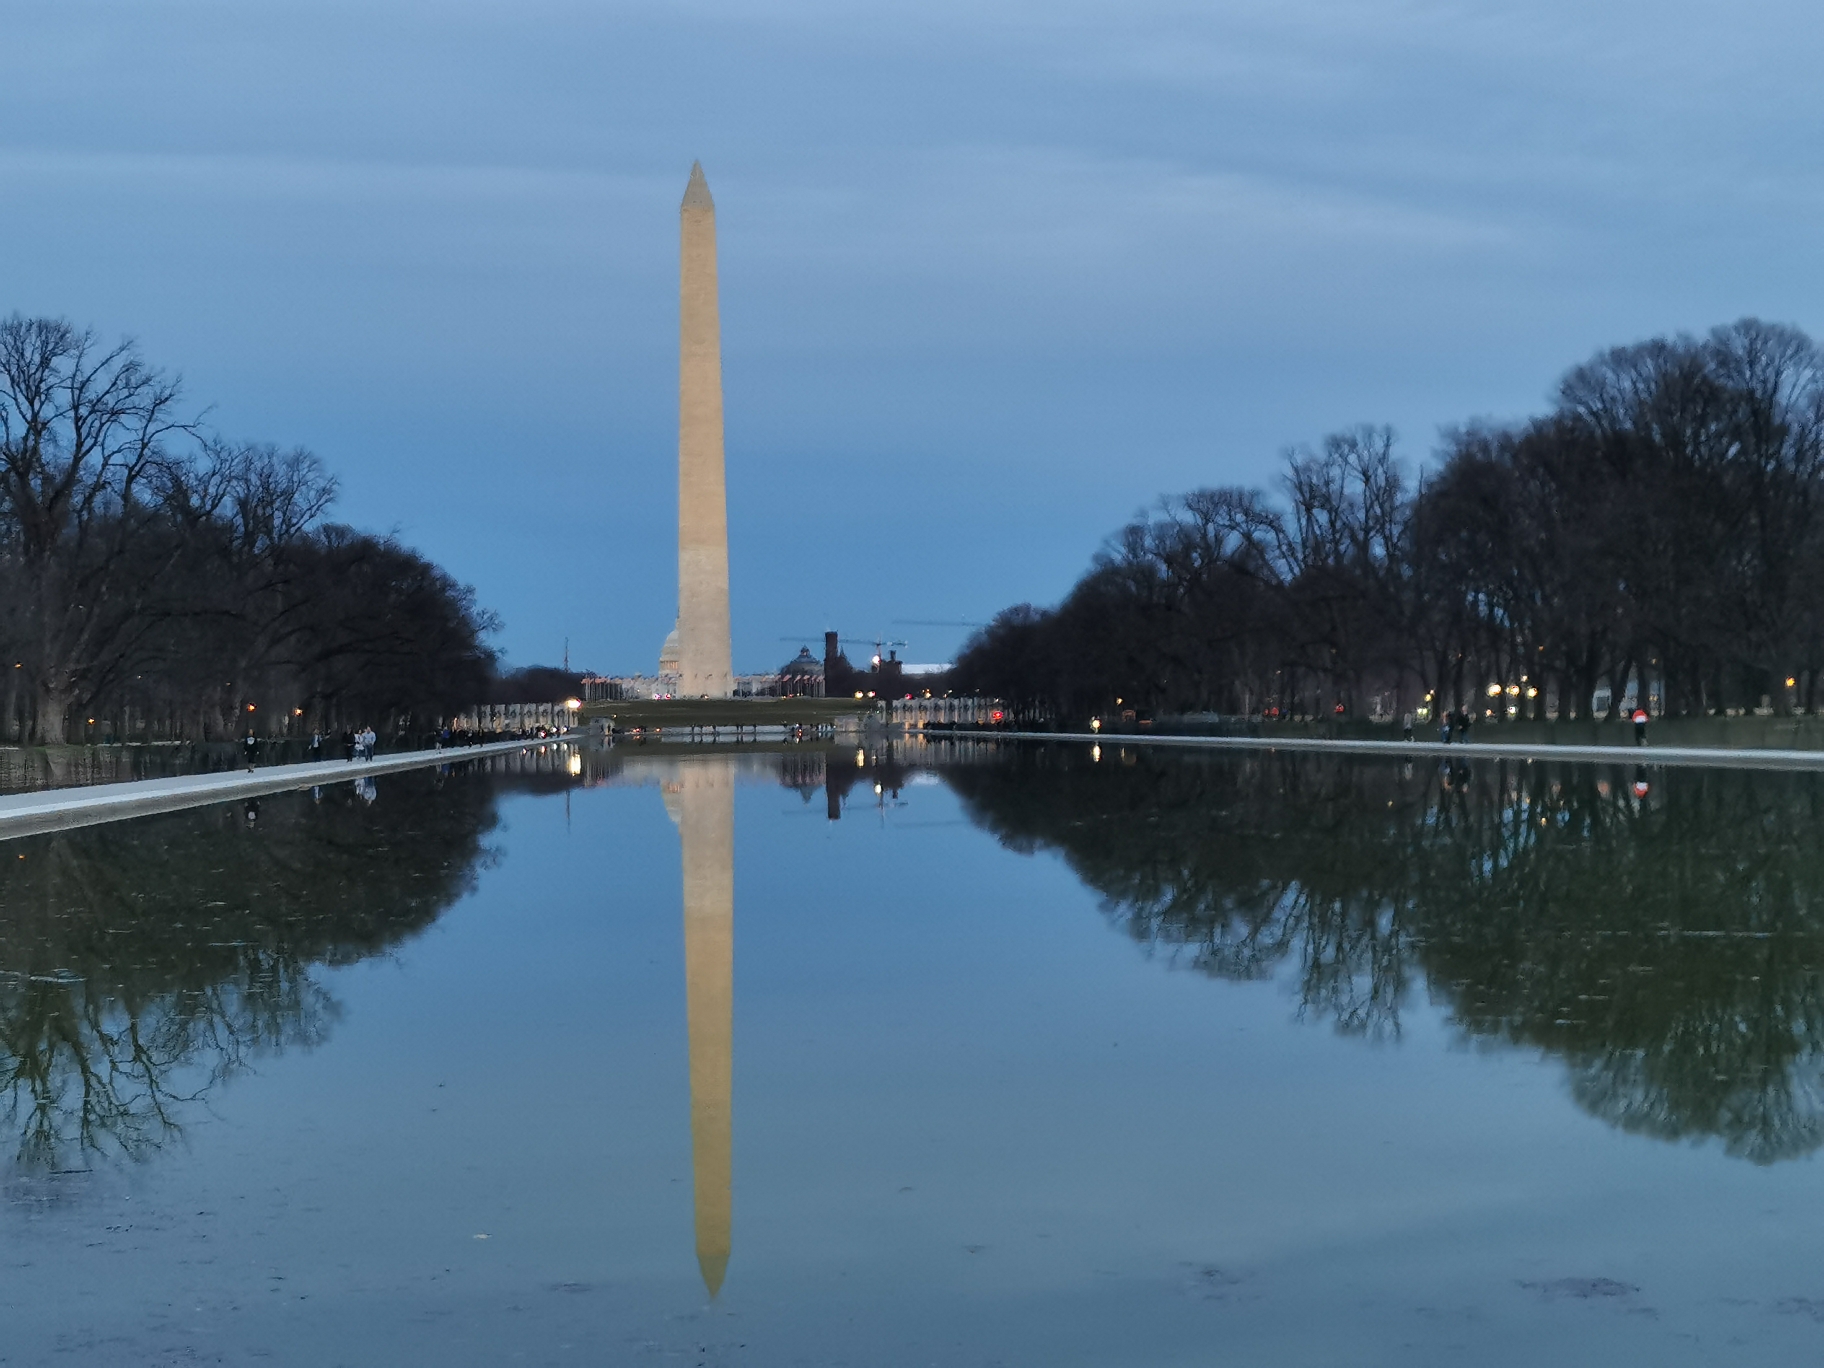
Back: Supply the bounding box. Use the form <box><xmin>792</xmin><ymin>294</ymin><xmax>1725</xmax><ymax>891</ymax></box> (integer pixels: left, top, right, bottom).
<box><xmin>675</xmin><ymin>161</ymin><xmax>734</xmax><ymax>697</ymax></box>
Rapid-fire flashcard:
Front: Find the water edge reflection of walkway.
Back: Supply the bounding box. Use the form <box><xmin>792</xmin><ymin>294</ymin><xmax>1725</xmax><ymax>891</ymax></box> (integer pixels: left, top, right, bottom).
<box><xmin>960</xmin><ymin>728</ymin><xmax>1824</xmax><ymax>771</ymax></box>
<box><xmin>0</xmin><ymin>737</ymin><xmax>562</xmax><ymax>841</ymax></box>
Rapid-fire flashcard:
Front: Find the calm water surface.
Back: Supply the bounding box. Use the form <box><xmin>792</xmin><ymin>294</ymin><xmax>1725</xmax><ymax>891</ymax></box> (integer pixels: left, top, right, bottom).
<box><xmin>4</xmin><ymin>739</ymin><xmax>1824</xmax><ymax>1365</ymax></box>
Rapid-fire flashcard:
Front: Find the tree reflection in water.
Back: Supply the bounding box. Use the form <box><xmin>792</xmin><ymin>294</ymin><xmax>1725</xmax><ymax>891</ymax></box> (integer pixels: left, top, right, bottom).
<box><xmin>17</xmin><ymin>739</ymin><xmax>1821</xmax><ymax>1179</ymax></box>
<box><xmin>944</xmin><ymin>745</ymin><xmax>1824</xmax><ymax>1165</ymax></box>
<box><xmin>0</xmin><ymin>768</ymin><xmax>503</xmax><ymax>1173</ymax></box>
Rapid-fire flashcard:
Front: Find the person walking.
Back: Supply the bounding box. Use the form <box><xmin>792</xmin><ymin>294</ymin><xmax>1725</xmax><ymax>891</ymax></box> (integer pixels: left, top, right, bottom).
<box><xmin>342</xmin><ymin>728</ymin><xmax>356</xmax><ymax>762</ymax></box>
<box><xmin>242</xmin><ymin>731</ymin><xmax>259</xmax><ymax>772</ymax></box>
<box><xmin>1457</xmin><ymin>708</ymin><xmax>1474</xmax><ymax>744</ymax></box>
<box><xmin>1401</xmin><ymin>711</ymin><xmax>1415</xmax><ymax>743</ymax></box>
<box><xmin>308</xmin><ymin>731</ymin><xmax>323</xmax><ymax>763</ymax></box>
<box><xmin>1633</xmin><ymin>705</ymin><xmax>1649</xmax><ymax>746</ymax></box>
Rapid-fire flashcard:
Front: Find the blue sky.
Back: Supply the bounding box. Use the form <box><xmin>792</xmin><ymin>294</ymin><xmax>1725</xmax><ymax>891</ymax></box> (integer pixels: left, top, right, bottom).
<box><xmin>5</xmin><ymin>1</ymin><xmax>1820</xmax><ymax>671</ymax></box>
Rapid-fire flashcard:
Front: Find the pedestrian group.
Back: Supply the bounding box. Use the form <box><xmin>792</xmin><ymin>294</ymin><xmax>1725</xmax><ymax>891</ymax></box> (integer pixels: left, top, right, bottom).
<box><xmin>349</xmin><ymin>725</ymin><xmax>377</xmax><ymax>761</ymax></box>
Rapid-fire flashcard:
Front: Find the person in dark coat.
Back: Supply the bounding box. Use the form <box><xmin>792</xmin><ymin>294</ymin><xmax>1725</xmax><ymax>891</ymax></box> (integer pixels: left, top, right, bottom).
<box><xmin>242</xmin><ymin>732</ymin><xmax>259</xmax><ymax>772</ymax></box>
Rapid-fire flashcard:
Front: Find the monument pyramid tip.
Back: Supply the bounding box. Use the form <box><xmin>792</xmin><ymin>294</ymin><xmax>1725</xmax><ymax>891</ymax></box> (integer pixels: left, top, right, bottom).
<box><xmin>698</xmin><ymin>1248</ymin><xmax>728</xmax><ymax>1298</ymax></box>
<box><xmin>682</xmin><ymin>161</ymin><xmax>714</xmax><ymax>210</ymax></box>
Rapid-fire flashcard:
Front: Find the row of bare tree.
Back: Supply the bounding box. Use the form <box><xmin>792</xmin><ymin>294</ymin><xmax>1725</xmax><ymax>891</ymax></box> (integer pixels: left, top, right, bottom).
<box><xmin>0</xmin><ymin>315</ymin><xmax>497</xmax><ymax>744</ymax></box>
<box><xmin>955</xmin><ymin>318</ymin><xmax>1824</xmax><ymax>722</ymax></box>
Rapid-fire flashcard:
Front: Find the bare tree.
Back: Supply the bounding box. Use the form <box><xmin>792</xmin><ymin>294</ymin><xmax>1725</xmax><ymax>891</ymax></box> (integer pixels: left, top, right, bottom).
<box><xmin>0</xmin><ymin>316</ymin><xmax>191</xmax><ymax>741</ymax></box>
<box><xmin>0</xmin><ymin>317</ymin><xmax>497</xmax><ymax>745</ymax></box>
<box><xmin>957</xmin><ymin>319</ymin><xmax>1824</xmax><ymax>729</ymax></box>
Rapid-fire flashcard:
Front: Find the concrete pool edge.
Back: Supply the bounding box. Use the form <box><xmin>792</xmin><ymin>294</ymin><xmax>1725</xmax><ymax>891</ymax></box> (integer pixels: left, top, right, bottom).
<box><xmin>0</xmin><ymin>737</ymin><xmax>572</xmax><ymax>841</ymax></box>
<box><xmin>938</xmin><ymin>728</ymin><xmax>1824</xmax><ymax>771</ymax></box>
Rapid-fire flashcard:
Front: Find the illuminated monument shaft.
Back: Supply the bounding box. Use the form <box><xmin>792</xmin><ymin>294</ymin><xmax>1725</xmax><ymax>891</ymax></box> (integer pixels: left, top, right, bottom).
<box><xmin>672</xmin><ymin>764</ymin><xmax>733</xmax><ymax>1295</ymax></box>
<box><xmin>677</xmin><ymin>162</ymin><xmax>734</xmax><ymax>698</ymax></box>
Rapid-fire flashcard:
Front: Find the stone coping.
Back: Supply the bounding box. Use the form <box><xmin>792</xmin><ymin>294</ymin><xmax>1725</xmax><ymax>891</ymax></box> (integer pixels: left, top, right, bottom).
<box><xmin>945</xmin><ymin>729</ymin><xmax>1824</xmax><ymax>772</ymax></box>
<box><xmin>0</xmin><ymin>737</ymin><xmax>567</xmax><ymax>841</ymax></box>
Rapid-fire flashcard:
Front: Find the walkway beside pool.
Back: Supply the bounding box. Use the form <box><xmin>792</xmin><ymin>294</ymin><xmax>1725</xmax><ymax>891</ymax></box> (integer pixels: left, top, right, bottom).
<box><xmin>0</xmin><ymin>737</ymin><xmax>566</xmax><ymax>841</ymax></box>
<box><xmin>957</xmin><ymin>728</ymin><xmax>1824</xmax><ymax>771</ymax></box>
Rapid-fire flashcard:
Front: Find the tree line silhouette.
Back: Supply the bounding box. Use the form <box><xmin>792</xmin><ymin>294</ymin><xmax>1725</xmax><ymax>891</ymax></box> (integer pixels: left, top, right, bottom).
<box><xmin>0</xmin><ymin>315</ymin><xmax>497</xmax><ymax>745</ymax></box>
<box><xmin>953</xmin><ymin>319</ymin><xmax>1824</xmax><ymax>724</ymax></box>
<box><xmin>944</xmin><ymin>743</ymin><xmax>1824</xmax><ymax>1164</ymax></box>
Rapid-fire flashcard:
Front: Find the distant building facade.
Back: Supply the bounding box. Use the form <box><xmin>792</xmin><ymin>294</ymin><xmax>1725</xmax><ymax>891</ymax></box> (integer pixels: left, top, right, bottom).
<box><xmin>451</xmin><ymin>701</ymin><xmax>580</xmax><ymax>732</ymax></box>
<box><xmin>779</xmin><ymin>647</ymin><xmax>824</xmax><ymax>697</ymax></box>
<box><xmin>580</xmin><ymin>627</ymin><xmax>945</xmax><ymax>707</ymax></box>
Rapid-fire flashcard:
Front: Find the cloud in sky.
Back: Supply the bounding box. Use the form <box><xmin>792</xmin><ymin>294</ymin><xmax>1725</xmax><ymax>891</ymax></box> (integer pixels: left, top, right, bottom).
<box><xmin>4</xmin><ymin>0</ymin><xmax>1821</xmax><ymax>670</ymax></box>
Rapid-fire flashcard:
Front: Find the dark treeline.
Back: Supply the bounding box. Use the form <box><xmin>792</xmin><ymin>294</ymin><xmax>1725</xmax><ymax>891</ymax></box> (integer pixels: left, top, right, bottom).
<box><xmin>955</xmin><ymin>319</ymin><xmax>1824</xmax><ymax>723</ymax></box>
<box><xmin>943</xmin><ymin>744</ymin><xmax>1824</xmax><ymax>1164</ymax></box>
<box><xmin>0</xmin><ymin>315</ymin><xmax>497</xmax><ymax>745</ymax></box>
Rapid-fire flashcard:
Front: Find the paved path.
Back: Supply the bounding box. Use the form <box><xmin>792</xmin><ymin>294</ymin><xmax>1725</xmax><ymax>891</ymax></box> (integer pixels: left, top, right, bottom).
<box><xmin>953</xmin><ymin>728</ymin><xmax>1824</xmax><ymax>771</ymax></box>
<box><xmin>0</xmin><ymin>737</ymin><xmax>565</xmax><ymax>841</ymax></box>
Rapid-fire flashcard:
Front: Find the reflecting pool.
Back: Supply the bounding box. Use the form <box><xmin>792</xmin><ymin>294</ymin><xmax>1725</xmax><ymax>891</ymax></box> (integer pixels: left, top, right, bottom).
<box><xmin>5</xmin><ymin>739</ymin><xmax>1824</xmax><ymax>1364</ymax></box>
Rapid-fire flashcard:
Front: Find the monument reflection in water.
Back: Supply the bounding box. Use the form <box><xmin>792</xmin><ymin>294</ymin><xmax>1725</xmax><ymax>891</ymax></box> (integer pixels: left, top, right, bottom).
<box><xmin>18</xmin><ymin>737</ymin><xmax>1824</xmax><ymax>1347</ymax></box>
<box><xmin>661</xmin><ymin>760</ymin><xmax>734</xmax><ymax>1297</ymax></box>
<box><xmin>17</xmin><ymin>736</ymin><xmax>1821</xmax><ymax>1187</ymax></box>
